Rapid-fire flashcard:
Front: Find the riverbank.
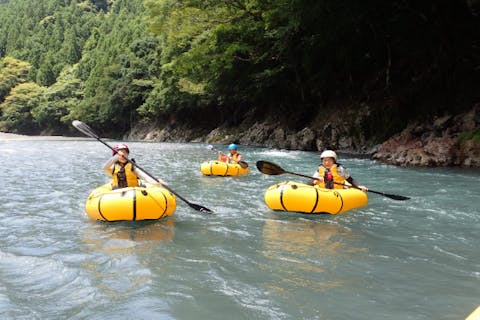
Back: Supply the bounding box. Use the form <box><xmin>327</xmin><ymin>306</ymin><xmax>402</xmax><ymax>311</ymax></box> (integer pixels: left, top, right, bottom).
<box><xmin>3</xmin><ymin>104</ymin><xmax>479</xmax><ymax>167</ymax></box>
<box><xmin>0</xmin><ymin>132</ymin><xmax>88</xmax><ymax>141</ymax></box>
<box><xmin>127</xmin><ymin>104</ymin><xmax>480</xmax><ymax>168</ymax></box>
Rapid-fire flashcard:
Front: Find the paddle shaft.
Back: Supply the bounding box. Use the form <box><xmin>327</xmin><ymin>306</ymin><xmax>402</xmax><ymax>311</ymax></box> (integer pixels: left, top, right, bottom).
<box><xmin>283</xmin><ymin>170</ymin><xmax>408</xmax><ymax>200</ymax></box>
<box><xmin>283</xmin><ymin>169</ymin><xmax>409</xmax><ymax>199</ymax></box>
<box><xmin>73</xmin><ymin>120</ymin><xmax>213</xmax><ymax>213</ymax></box>
<box><xmin>282</xmin><ymin>169</ymin><xmax>364</xmax><ymax>190</ymax></box>
<box><xmin>256</xmin><ymin>160</ymin><xmax>410</xmax><ymax>201</ymax></box>
<box><xmin>105</xmin><ymin>142</ymin><xmax>190</xmax><ymax>204</ymax></box>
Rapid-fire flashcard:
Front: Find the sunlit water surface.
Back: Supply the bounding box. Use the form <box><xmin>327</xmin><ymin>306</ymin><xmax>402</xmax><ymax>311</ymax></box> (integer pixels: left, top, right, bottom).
<box><xmin>0</xmin><ymin>139</ymin><xmax>478</xmax><ymax>319</ymax></box>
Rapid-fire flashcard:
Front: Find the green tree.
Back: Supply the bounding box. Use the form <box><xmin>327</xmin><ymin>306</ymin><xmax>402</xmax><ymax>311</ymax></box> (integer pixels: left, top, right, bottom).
<box><xmin>0</xmin><ymin>0</ymin><xmax>101</xmax><ymax>85</ymax></box>
<box><xmin>32</xmin><ymin>64</ymin><xmax>85</xmax><ymax>134</ymax></box>
<box><xmin>73</xmin><ymin>0</ymin><xmax>159</xmax><ymax>134</ymax></box>
<box><xmin>0</xmin><ymin>82</ymin><xmax>44</xmax><ymax>133</ymax></box>
<box><xmin>0</xmin><ymin>57</ymin><xmax>32</xmax><ymax>102</ymax></box>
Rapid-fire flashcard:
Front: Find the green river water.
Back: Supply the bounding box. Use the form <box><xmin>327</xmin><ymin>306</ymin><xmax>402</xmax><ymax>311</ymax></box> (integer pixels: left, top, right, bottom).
<box><xmin>0</xmin><ymin>139</ymin><xmax>479</xmax><ymax>319</ymax></box>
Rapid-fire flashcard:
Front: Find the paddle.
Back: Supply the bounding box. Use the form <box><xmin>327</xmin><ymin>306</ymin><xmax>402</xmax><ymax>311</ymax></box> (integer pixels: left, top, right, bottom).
<box><xmin>207</xmin><ymin>144</ymin><xmax>249</xmax><ymax>169</ymax></box>
<box><xmin>72</xmin><ymin>120</ymin><xmax>213</xmax><ymax>213</ymax></box>
<box><xmin>256</xmin><ymin>160</ymin><xmax>410</xmax><ymax>201</ymax></box>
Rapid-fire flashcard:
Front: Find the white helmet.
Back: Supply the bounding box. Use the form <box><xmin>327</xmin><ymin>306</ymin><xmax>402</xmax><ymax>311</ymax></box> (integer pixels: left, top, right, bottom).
<box><xmin>320</xmin><ymin>150</ymin><xmax>337</xmax><ymax>160</ymax></box>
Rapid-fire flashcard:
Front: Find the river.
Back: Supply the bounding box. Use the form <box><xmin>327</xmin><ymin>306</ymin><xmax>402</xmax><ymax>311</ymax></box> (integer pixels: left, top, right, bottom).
<box><xmin>0</xmin><ymin>138</ymin><xmax>478</xmax><ymax>319</ymax></box>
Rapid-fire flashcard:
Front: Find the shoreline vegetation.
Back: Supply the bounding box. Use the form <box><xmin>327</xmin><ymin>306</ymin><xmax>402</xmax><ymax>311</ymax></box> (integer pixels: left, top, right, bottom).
<box><xmin>1</xmin><ymin>1</ymin><xmax>478</xmax><ymax>167</ymax></box>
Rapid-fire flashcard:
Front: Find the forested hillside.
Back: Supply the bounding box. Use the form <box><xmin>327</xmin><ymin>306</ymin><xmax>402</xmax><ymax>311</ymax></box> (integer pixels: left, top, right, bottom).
<box><xmin>0</xmin><ymin>0</ymin><xmax>479</xmax><ymax>146</ymax></box>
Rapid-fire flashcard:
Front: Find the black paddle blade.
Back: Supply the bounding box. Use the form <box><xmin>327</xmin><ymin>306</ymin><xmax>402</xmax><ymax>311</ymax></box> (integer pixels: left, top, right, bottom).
<box><xmin>72</xmin><ymin>120</ymin><xmax>99</xmax><ymax>139</ymax></box>
<box><xmin>238</xmin><ymin>161</ymin><xmax>249</xmax><ymax>169</ymax></box>
<box><xmin>256</xmin><ymin>161</ymin><xmax>285</xmax><ymax>175</ymax></box>
<box><xmin>383</xmin><ymin>193</ymin><xmax>410</xmax><ymax>201</ymax></box>
<box><xmin>390</xmin><ymin>195</ymin><xmax>410</xmax><ymax>201</ymax></box>
<box><xmin>189</xmin><ymin>203</ymin><xmax>214</xmax><ymax>214</ymax></box>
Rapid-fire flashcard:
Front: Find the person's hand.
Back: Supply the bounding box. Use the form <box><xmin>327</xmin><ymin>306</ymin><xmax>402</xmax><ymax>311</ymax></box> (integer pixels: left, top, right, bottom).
<box><xmin>154</xmin><ymin>178</ymin><xmax>167</xmax><ymax>186</ymax></box>
<box><xmin>358</xmin><ymin>185</ymin><xmax>368</xmax><ymax>192</ymax></box>
<box><xmin>314</xmin><ymin>177</ymin><xmax>324</xmax><ymax>183</ymax></box>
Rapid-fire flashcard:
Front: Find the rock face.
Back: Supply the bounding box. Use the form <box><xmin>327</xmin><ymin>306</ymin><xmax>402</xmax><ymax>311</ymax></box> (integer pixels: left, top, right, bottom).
<box><xmin>130</xmin><ymin>105</ymin><xmax>377</xmax><ymax>153</ymax></box>
<box><xmin>128</xmin><ymin>105</ymin><xmax>480</xmax><ymax>167</ymax></box>
<box><xmin>204</xmin><ymin>105</ymin><xmax>376</xmax><ymax>153</ymax></box>
<box><xmin>372</xmin><ymin>105</ymin><xmax>480</xmax><ymax>167</ymax></box>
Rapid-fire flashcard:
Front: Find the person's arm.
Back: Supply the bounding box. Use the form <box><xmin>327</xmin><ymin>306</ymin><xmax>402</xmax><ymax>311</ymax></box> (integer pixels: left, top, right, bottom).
<box><xmin>346</xmin><ymin>177</ymin><xmax>367</xmax><ymax>192</ymax></box>
<box><xmin>218</xmin><ymin>151</ymin><xmax>229</xmax><ymax>162</ymax></box>
<box><xmin>218</xmin><ymin>151</ymin><xmax>226</xmax><ymax>162</ymax></box>
<box><xmin>345</xmin><ymin>176</ymin><xmax>359</xmax><ymax>188</ymax></box>
<box><xmin>338</xmin><ymin>165</ymin><xmax>367</xmax><ymax>192</ymax></box>
<box><xmin>134</xmin><ymin>168</ymin><xmax>166</xmax><ymax>185</ymax></box>
<box><xmin>311</xmin><ymin>170</ymin><xmax>323</xmax><ymax>185</ymax></box>
<box><xmin>103</xmin><ymin>155</ymin><xmax>118</xmax><ymax>175</ymax></box>
<box><xmin>236</xmin><ymin>154</ymin><xmax>243</xmax><ymax>162</ymax></box>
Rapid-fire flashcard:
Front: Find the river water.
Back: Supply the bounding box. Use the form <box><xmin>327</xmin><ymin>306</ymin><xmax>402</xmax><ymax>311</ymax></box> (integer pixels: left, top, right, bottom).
<box><xmin>0</xmin><ymin>139</ymin><xmax>478</xmax><ymax>319</ymax></box>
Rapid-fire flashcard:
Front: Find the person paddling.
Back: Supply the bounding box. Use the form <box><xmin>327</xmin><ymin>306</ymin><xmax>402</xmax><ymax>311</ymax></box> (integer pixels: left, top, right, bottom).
<box><xmin>218</xmin><ymin>143</ymin><xmax>243</xmax><ymax>164</ymax></box>
<box><xmin>103</xmin><ymin>143</ymin><xmax>165</xmax><ymax>189</ymax></box>
<box><xmin>311</xmin><ymin>150</ymin><xmax>367</xmax><ymax>192</ymax></box>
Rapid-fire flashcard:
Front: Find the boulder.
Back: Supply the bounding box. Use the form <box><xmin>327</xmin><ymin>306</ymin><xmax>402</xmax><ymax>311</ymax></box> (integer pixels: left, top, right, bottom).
<box><xmin>373</xmin><ymin>105</ymin><xmax>479</xmax><ymax>167</ymax></box>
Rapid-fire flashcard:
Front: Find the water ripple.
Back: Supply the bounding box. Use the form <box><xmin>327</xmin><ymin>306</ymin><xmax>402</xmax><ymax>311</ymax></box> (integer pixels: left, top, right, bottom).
<box><xmin>0</xmin><ymin>140</ymin><xmax>478</xmax><ymax>319</ymax></box>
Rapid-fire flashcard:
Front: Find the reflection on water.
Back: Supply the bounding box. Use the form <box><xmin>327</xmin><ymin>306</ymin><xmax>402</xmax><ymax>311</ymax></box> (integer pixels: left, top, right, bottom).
<box><xmin>82</xmin><ymin>218</ymin><xmax>176</xmax><ymax>254</ymax></box>
<box><xmin>261</xmin><ymin>214</ymin><xmax>367</xmax><ymax>291</ymax></box>
<box><xmin>80</xmin><ymin>219</ymin><xmax>176</xmax><ymax>301</ymax></box>
<box><xmin>262</xmin><ymin>214</ymin><xmax>367</xmax><ymax>258</ymax></box>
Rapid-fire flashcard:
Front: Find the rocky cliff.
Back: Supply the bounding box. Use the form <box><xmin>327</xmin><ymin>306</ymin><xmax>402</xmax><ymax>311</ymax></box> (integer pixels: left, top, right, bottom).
<box><xmin>373</xmin><ymin>105</ymin><xmax>480</xmax><ymax>167</ymax></box>
<box><xmin>128</xmin><ymin>104</ymin><xmax>480</xmax><ymax>167</ymax></box>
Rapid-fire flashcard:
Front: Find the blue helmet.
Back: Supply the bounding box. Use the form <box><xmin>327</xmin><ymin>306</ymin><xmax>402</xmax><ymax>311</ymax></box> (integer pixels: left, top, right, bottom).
<box><xmin>228</xmin><ymin>143</ymin><xmax>238</xmax><ymax>150</ymax></box>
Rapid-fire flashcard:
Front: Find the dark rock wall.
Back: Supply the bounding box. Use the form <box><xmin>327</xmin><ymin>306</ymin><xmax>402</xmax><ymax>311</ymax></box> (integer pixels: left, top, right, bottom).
<box><xmin>373</xmin><ymin>105</ymin><xmax>480</xmax><ymax>167</ymax></box>
<box><xmin>128</xmin><ymin>105</ymin><xmax>480</xmax><ymax>167</ymax></box>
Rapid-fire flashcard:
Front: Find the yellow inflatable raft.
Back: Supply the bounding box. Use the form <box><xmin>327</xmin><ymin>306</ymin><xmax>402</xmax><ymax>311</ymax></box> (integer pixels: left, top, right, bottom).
<box><xmin>264</xmin><ymin>181</ymin><xmax>368</xmax><ymax>214</ymax></box>
<box><xmin>200</xmin><ymin>160</ymin><xmax>249</xmax><ymax>176</ymax></box>
<box><xmin>85</xmin><ymin>183</ymin><xmax>176</xmax><ymax>221</ymax></box>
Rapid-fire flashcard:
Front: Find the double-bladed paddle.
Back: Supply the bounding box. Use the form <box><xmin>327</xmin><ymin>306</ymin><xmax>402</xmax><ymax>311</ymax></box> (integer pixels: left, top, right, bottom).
<box><xmin>256</xmin><ymin>160</ymin><xmax>410</xmax><ymax>201</ymax></box>
<box><xmin>207</xmin><ymin>144</ymin><xmax>249</xmax><ymax>169</ymax></box>
<box><xmin>73</xmin><ymin>120</ymin><xmax>213</xmax><ymax>213</ymax></box>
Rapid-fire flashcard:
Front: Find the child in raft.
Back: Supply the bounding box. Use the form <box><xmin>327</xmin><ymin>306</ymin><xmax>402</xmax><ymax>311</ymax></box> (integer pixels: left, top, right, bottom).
<box><xmin>103</xmin><ymin>143</ymin><xmax>165</xmax><ymax>189</ymax></box>
<box><xmin>311</xmin><ymin>150</ymin><xmax>367</xmax><ymax>192</ymax></box>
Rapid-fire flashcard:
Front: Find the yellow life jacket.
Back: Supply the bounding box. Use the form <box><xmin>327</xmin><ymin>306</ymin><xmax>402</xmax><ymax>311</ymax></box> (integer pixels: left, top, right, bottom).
<box><xmin>317</xmin><ymin>164</ymin><xmax>345</xmax><ymax>189</ymax></box>
<box><xmin>228</xmin><ymin>153</ymin><xmax>241</xmax><ymax>163</ymax></box>
<box><xmin>112</xmin><ymin>162</ymin><xmax>139</xmax><ymax>188</ymax></box>
<box><xmin>220</xmin><ymin>152</ymin><xmax>241</xmax><ymax>163</ymax></box>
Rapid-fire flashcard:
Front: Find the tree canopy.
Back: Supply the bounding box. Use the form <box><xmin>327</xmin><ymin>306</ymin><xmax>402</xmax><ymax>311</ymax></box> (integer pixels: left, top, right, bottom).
<box><xmin>0</xmin><ymin>0</ymin><xmax>478</xmax><ymax>137</ymax></box>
